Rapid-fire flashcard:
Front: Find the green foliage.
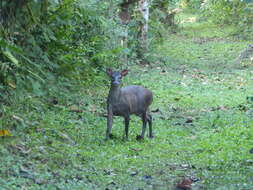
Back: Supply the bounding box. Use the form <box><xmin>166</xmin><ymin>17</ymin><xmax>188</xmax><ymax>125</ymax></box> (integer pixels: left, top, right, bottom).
<box><xmin>199</xmin><ymin>0</ymin><xmax>253</xmax><ymax>39</ymax></box>
<box><xmin>178</xmin><ymin>0</ymin><xmax>253</xmax><ymax>40</ymax></box>
<box><xmin>180</xmin><ymin>0</ymin><xmax>203</xmax><ymax>9</ymax></box>
<box><xmin>0</xmin><ymin>0</ymin><xmax>125</xmax><ymax>97</ymax></box>
<box><xmin>1</xmin><ymin>14</ymin><xmax>253</xmax><ymax>189</ymax></box>
<box><xmin>2</xmin><ymin>1</ymin><xmax>253</xmax><ymax>188</ymax></box>
<box><xmin>236</xmin><ymin>4</ymin><xmax>253</xmax><ymax>39</ymax></box>
<box><xmin>201</xmin><ymin>0</ymin><xmax>245</xmax><ymax>24</ymax></box>
<box><xmin>149</xmin><ymin>0</ymin><xmax>180</xmax><ymax>48</ymax></box>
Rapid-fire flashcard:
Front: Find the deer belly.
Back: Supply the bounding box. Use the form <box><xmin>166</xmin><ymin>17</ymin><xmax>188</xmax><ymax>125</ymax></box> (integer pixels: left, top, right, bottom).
<box><xmin>112</xmin><ymin>104</ymin><xmax>129</xmax><ymax>116</ymax></box>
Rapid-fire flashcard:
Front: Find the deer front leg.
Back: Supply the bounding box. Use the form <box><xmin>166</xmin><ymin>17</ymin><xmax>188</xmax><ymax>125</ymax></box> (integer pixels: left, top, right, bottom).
<box><xmin>124</xmin><ymin>116</ymin><xmax>130</xmax><ymax>140</ymax></box>
<box><xmin>106</xmin><ymin>107</ymin><xmax>113</xmax><ymax>140</ymax></box>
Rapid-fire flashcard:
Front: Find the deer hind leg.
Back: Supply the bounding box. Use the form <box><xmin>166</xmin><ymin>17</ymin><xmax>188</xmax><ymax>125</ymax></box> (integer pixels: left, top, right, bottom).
<box><xmin>136</xmin><ymin>112</ymin><xmax>147</xmax><ymax>140</ymax></box>
<box><xmin>147</xmin><ymin>113</ymin><xmax>154</xmax><ymax>138</ymax></box>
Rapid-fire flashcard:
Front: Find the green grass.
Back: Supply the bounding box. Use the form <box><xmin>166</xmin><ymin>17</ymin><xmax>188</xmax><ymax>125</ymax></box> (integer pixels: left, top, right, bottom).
<box><xmin>1</xmin><ymin>13</ymin><xmax>253</xmax><ymax>189</ymax></box>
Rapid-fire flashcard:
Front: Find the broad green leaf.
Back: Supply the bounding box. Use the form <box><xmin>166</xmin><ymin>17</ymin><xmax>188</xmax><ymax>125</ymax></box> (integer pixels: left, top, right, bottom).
<box><xmin>2</xmin><ymin>50</ymin><xmax>19</xmax><ymax>67</ymax></box>
<box><xmin>0</xmin><ymin>39</ymin><xmax>23</xmax><ymax>54</ymax></box>
<box><xmin>7</xmin><ymin>81</ymin><xmax>16</xmax><ymax>89</ymax></box>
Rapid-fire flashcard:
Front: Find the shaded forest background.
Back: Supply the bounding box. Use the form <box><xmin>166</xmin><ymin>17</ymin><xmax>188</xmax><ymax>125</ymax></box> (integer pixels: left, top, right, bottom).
<box><xmin>1</xmin><ymin>0</ymin><xmax>252</xmax><ymax>104</ymax></box>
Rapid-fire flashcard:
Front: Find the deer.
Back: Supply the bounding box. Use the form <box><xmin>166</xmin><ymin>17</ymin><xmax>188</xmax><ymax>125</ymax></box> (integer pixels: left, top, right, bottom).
<box><xmin>105</xmin><ymin>68</ymin><xmax>153</xmax><ymax>141</ymax></box>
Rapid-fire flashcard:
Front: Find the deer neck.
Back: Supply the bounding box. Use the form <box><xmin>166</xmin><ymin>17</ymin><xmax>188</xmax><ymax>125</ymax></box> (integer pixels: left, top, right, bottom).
<box><xmin>108</xmin><ymin>85</ymin><xmax>122</xmax><ymax>104</ymax></box>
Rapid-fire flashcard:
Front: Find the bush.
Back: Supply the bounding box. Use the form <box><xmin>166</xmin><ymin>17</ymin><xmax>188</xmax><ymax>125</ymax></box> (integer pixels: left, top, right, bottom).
<box><xmin>180</xmin><ymin>0</ymin><xmax>203</xmax><ymax>10</ymax></box>
<box><xmin>0</xmin><ymin>0</ymin><xmax>124</xmax><ymax>96</ymax></box>
<box><xmin>200</xmin><ymin>0</ymin><xmax>253</xmax><ymax>39</ymax></box>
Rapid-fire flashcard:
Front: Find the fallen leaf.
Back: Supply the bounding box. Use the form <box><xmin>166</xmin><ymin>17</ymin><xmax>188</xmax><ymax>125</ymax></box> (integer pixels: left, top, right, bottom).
<box><xmin>21</xmin><ymin>186</ymin><xmax>28</xmax><ymax>190</ymax></box>
<box><xmin>91</xmin><ymin>105</ymin><xmax>97</xmax><ymax>113</ymax></box>
<box><xmin>69</xmin><ymin>105</ymin><xmax>83</xmax><ymax>113</ymax></box>
<box><xmin>9</xmin><ymin>143</ymin><xmax>31</xmax><ymax>154</ymax></box>
<box><xmin>130</xmin><ymin>148</ymin><xmax>142</xmax><ymax>152</ymax></box>
<box><xmin>211</xmin><ymin>105</ymin><xmax>228</xmax><ymax>111</ymax></box>
<box><xmin>185</xmin><ymin>118</ymin><xmax>193</xmax><ymax>123</ymax></box>
<box><xmin>8</xmin><ymin>81</ymin><xmax>16</xmax><ymax>89</ymax></box>
<box><xmin>103</xmin><ymin>169</ymin><xmax>116</xmax><ymax>176</ymax></box>
<box><xmin>218</xmin><ymin>105</ymin><xmax>227</xmax><ymax>111</ymax></box>
<box><xmin>59</xmin><ymin>132</ymin><xmax>75</xmax><ymax>145</ymax></box>
<box><xmin>187</xmin><ymin>136</ymin><xmax>197</xmax><ymax>140</ymax></box>
<box><xmin>12</xmin><ymin>115</ymin><xmax>24</xmax><ymax>123</ymax></box>
<box><xmin>180</xmin><ymin>164</ymin><xmax>190</xmax><ymax>169</ymax></box>
<box><xmin>130</xmin><ymin>171</ymin><xmax>138</xmax><ymax>176</ymax></box>
<box><xmin>0</xmin><ymin>129</ymin><xmax>12</xmax><ymax>137</ymax></box>
<box><xmin>70</xmin><ymin>109</ymin><xmax>83</xmax><ymax>113</ymax></box>
<box><xmin>176</xmin><ymin>178</ymin><xmax>193</xmax><ymax>190</ymax></box>
<box><xmin>151</xmin><ymin>108</ymin><xmax>160</xmax><ymax>113</ymax></box>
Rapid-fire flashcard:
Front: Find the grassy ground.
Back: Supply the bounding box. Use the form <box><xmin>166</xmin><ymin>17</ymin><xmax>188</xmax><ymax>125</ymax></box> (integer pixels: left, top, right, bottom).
<box><xmin>1</xmin><ymin>14</ymin><xmax>253</xmax><ymax>189</ymax></box>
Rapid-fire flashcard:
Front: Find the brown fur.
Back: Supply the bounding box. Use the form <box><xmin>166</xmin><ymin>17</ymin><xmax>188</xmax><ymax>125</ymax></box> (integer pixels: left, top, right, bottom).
<box><xmin>106</xmin><ymin>69</ymin><xmax>153</xmax><ymax>140</ymax></box>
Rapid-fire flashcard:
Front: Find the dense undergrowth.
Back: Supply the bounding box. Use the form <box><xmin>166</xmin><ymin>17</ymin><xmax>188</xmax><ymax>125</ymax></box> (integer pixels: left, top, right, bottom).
<box><xmin>1</xmin><ymin>11</ymin><xmax>253</xmax><ymax>189</ymax></box>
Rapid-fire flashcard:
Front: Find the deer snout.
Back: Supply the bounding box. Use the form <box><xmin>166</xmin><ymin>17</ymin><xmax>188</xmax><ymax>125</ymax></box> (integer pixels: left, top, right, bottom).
<box><xmin>112</xmin><ymin>80</ymin><xmax>120</xmax><ymax>85</ymax></box>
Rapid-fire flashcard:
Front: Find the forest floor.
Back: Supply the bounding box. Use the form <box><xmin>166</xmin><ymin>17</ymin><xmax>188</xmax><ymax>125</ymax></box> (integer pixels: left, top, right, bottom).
<box><xmin>1</xmin><ymin>13</ymin><xmax>253</xmax><ymax>190</ymax></box>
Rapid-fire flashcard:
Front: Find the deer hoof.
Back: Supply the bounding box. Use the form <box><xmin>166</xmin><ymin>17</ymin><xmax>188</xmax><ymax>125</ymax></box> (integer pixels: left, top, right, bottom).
<box><xmin>136</xmin><ymin>135</ymin><xmax>144</xmax><ymax>141</ymax></box>
<box><xmin>149</xmin><ymin>135</ymin><xmax>155</xmax><ymax>139</ymax></box>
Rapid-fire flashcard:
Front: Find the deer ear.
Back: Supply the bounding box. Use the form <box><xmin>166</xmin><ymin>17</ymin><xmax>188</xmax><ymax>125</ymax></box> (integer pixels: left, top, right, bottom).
<box><xmin>121</xmin><ymin>69</ymin><xmax>128</xmax><ymax>76</ymax></box>
<box><xmin>106</xmin><ymin>68</ymin><xmax>113</xmax><ymax>76</ymax></box>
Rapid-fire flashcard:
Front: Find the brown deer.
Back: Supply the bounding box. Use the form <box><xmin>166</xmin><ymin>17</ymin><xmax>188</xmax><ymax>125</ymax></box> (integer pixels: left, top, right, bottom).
<box><xmin>106</xmin><ymin>69</ymin><xmax>153</xmax><ymax>140</ymax></box>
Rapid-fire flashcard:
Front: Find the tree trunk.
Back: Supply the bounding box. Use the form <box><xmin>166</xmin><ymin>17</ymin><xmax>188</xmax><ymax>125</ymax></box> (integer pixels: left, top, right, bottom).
<box><xmin>138</xmin><ymin>0</ymin><xmax>149</xmax><ymax>64</ymax></box>
<box><xmin>120</xmin><ymin>26</ymin><xmax>128</xmax><ymax>64</ymax></box>
<box><xmin>119</xmin><ymin>0</ymin><xmax>136</xmax><ymax>65</ymax></box>
<box><xmin>41</xmin><ymin>0</ymin><xmax>48</xmax><ymax>23</ymax></box>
